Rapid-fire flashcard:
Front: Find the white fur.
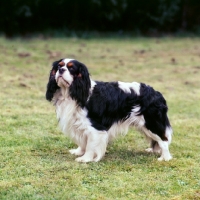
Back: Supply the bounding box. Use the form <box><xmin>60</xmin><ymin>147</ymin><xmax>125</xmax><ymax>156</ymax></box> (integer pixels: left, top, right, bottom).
<box><xmin>55</xmin><ymin>59</ymin><xmax>75</xmax><ymax>87</ymax></box>
<box><xmin>88</xmin><ymin>80</ymin><xmax>97</xmax><ymax>99</ymax></box>
<box><xmin>53</xmin><ymin>88</ymin><xmax>108</xmax><ymax>162</ymax></box>
<box><xmin>118</xmin><ymin>81</ymin><xmax>141</xmax><ymax>95</ymax></box>
<box><xmin>142</xmin><ymin>126</ymin><xmax>172</xmax><ymax>161</ymax></box>
<box><xmin>63</xmin><ymin>58</ymin><xmax>74</xmax><ymax>64</ymax></box>
<box><xmin>165</xmin><ymin>126</ymin><xmax>173</xmax><ymax>145</ymax></box>
<box><xmin>108</xmin><ymin>106</ymin><xmax>145</xmax><ymax>141</ymax></box>
<box><xmin>55</xmin><ymin>68</ymin><xmax>73</xmax><ymax>87</ymax></box>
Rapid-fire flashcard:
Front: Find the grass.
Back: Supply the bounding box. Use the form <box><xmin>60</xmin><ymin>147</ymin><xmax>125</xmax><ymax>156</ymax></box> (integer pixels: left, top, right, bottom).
<box><xmin>0</xmin><ymin>36</ymin><xmax>200</xmax><ymax>200</ymax></box>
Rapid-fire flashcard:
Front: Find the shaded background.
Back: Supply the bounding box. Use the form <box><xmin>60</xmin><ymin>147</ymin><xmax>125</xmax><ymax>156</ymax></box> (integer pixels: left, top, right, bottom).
<box><xmin>0</xmin><ymin>0</ymin><xmax>200</xmax><ymax>37</ymax></box>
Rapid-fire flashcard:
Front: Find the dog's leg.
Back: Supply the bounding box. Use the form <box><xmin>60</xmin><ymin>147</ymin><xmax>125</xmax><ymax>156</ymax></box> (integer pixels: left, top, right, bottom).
<box><xmin>157</xmin><ymin>140</ymin><xmax>172</xmax><ymax>161</ymax></box>
<box><xmin>69</xmin><ymin>146</ymin><xmax>85</xmax><ymax>156</ymax></box>
<box><xmin>69</xmin><ymin>135</ymin><xmax>87</xmax><ymax>156</ymax></box>
<box><xmin>93</xmin><ymin>132</ymin><xmax>109</xmax><ymax>162</ymax></box>
<box><xmin>145</xmin><ymin>140</ymin><xmax>161</xmax><ymax>154</ymax></box>
<box><xmin>75</xmin><ymin>131</ymin><xmax>108</xmax><ymax>163</ymax></box>
<box><xmin>157</xmin><ymin>127</ymin><xmax>173</xmax><ymax>161</ymax></box>
<box><xmin>142</xmin><ymin>127</ymin><xmax>172</xmax><ymax>161</ymax></box>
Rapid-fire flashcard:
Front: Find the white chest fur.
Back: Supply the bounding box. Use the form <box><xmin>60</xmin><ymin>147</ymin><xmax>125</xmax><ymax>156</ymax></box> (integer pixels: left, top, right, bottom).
<box><xmin>53</xmin><ymin>90</ymin><xmax>92</xmax><ymax>144</ymax></box>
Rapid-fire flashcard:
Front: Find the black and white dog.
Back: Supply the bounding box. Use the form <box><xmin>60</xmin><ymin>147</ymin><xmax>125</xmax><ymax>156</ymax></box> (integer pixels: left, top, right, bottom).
<box><xmin>46</xmin><ymin>58</ymin><xmax>173</xmax><ymax>162</ymax></box>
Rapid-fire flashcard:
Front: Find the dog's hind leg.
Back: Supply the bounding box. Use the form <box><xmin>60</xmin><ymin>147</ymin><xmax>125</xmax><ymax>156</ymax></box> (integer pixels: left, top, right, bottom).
<box><xmin>157</xmin><ymin>140</ymin><xmax>172</xmax><ymax>161</ymax></box>
<box><xmin>142</xmin><ymin>127</ymin><xmax>172</xmax><ymax>161</ymax></box>
<box><xmin>157</xmin><ymin>127</ymin><xmax>173</xmax><ymax>161</ymax></box>
<box><xmin>145</xmin><ymin>140</ymin><xmax>161</xmax><ymax>154</ymax></box>
<box><xmin>75</xmin><ymin>130</ymin><xmax>108</xmax><ymax>163</ymax></box>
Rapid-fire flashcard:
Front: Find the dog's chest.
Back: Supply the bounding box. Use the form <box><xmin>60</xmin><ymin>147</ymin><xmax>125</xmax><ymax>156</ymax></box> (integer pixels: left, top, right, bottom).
<box><xmin>55</xmin><ymin>96</ymin><xmax>89</xmax><ymax>137</ymax></box>
<box><xmin>55</xmin><ymin>97</ymin><xmax>77</xmax><ymax>133</ymax></box>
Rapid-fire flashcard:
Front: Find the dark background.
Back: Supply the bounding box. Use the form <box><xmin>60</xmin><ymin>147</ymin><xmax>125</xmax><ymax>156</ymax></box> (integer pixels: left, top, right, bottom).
<box><xmin>1</xmin><ymin>0</ymin><xmax>200</xmax><ymax>37</ymax></box>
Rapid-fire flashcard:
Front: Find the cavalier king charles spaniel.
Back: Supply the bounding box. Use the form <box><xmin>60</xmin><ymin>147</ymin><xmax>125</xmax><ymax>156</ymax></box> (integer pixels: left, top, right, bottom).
<box><xmin>46</xmin><ymin>58</ymin><xmax>173</xmax><ymax>163</ymax></box>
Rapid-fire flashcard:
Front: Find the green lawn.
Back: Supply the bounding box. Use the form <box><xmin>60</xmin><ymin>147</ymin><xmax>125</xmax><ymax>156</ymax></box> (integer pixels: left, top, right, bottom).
<box><xmin>0</xmin><ymin>36</ymin><xmax>200</xmax><ymax>200</ymax></box>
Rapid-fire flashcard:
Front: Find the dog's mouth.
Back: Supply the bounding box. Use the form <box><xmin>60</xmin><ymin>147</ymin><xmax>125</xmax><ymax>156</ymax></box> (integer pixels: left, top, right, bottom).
<box><xmin>57</xmin><ymin>76</ymin><xmax>70</xmax><ymax>87</ymax></box>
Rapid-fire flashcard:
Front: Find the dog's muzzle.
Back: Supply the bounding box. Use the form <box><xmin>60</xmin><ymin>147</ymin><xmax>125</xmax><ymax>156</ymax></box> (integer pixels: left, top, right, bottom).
<box><xmin>58</xmin><ymin>67</ymin><xmax>65</xmax><ymax>75</ymax></box>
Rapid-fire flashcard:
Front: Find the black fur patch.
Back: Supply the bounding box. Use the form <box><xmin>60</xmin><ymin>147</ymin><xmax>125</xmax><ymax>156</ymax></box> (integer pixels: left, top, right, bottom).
<box><xmin>68</xmin><ymin>60</ymin><xmax>91</xmax><ymax>107</ymax></box>
<box><xmin>86</xmin><ymin>81</ymin><xmax>139</xmax><ymax>130</ymax></box>
<box><xmin>86</xmin><ymin>82</ymin><xmax>170</xmax><ymax>142</ymax></box>
<box><xmin>139</xmin><ymin>83</ymin><xmax>170</xmax><ymax>141</ymax></box>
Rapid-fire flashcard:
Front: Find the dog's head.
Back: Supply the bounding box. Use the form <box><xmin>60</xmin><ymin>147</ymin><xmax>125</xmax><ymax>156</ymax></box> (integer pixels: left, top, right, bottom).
<box><xmin>46</xmin><ymin>58</ymin><xmax>91</xmax><ymax>107</ymax></box>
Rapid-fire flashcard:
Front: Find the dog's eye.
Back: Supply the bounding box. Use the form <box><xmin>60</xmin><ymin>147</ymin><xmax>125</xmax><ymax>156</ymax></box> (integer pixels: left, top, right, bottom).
<box><xmin>68</xmin><ymin>67</ymin><xmax>75</xmax><ymax>74</ymax></box>
<box><xmin>68</xmin><ymin>67</ymin><xmax>74</xmax><ymax>72</ymax></box>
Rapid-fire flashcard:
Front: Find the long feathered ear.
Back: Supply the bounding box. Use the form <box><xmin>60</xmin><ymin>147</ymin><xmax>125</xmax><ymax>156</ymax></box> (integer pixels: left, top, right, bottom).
<box><xmin>69</xmin><ymin>61</ymin><xmax>91</xmax><ymax>107</ymax></box>
<box><xmin>45</xmin><ymin>59</ymin><xmax>63</xmax><ymax>101</ymax></box>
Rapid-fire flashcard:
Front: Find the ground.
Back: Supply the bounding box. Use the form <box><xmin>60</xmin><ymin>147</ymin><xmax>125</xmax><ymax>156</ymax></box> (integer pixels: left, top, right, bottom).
<box><xmin>0</xmin><ymin>36</ymin><xmax>200</xmax><ymax>199</ymax></box>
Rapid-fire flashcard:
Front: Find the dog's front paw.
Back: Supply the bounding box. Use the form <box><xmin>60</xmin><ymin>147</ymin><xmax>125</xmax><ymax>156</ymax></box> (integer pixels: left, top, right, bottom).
<box><xmin>145</xmin><ymin>147</ymin><xmax>161</xmax><ymax>154</ymax></box>
<box><xmin>69</xmin><ymin>148</ymin><xmax>84</xmax><ymax>156</ymax></box>
<box><xmin>145</xmin><ymin>148</ymin><xmax>153</xmax><ymax>153</ymax></box>
<box><xmin>75</xmin><ymin>156</ymin><xmax>94</xmax><ymax>163</ymax></box>
<box><xmin>158</xmin><ymin>154</ymin><xmax>172</xmax><ymax>161</ymax></box>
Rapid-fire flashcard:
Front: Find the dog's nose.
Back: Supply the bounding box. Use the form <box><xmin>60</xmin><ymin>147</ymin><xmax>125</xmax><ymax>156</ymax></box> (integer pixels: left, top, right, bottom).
<box><xmin>59</xmin><ymin>67</ymin><xmax>65</xmax><ymax>74</ymax></box>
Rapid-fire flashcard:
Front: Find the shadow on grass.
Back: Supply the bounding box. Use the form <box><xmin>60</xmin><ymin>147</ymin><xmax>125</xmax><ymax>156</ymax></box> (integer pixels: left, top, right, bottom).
<box><xmin>31</xmin><ymin>139</ymin><xmax>158</xmax><ymax>165</ymax></box>
<box><xmin>104</xmin><ymin>148</ymin><xmax>158</xmax><ymax>164</ymax></box>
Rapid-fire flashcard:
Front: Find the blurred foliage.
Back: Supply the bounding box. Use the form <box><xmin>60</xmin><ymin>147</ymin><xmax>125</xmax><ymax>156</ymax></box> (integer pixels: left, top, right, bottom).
<box><xmin>0</xmin><ymin>0</ymin><xmax>200</xmax><ymax>36</ymax></box>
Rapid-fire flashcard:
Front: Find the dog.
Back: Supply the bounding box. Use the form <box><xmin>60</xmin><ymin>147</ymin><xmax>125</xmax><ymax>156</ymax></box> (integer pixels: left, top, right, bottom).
<box><xmin>46</xmin><ymin>58</ymin><xmax>173</xmax><ymax>162</ymax></box>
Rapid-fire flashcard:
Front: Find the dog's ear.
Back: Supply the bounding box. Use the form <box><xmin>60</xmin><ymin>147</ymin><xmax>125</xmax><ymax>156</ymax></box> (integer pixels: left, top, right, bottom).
<box><xmin>69</xmin><ymin>61</ymin><xmax>91</xmax><ymax>107</ymax></box>
<box><xmin>45</xmin><ymin>59</ymin><xmax>63</xmax><ymax>101</ymax></box>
